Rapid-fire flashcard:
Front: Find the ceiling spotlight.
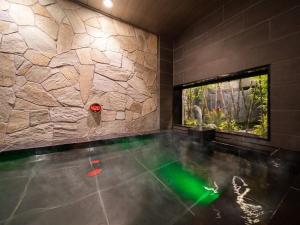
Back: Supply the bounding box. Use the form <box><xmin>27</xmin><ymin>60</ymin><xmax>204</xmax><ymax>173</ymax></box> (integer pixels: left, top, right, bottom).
<box><xmin>103</xmin><ymin>0</ymin><xmax>113</xmax><ymax>8</ymax></box>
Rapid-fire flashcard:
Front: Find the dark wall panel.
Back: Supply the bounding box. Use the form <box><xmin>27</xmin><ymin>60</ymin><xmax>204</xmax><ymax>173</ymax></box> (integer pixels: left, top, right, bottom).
<box><xmin>173</xmin><ymin>0</ymin><xmax>300</xmax><ymax>151</ymax></box>
<box><xmin>160</xmin><ymin>37</ymin><xmax>173</xmax><ymax>129</ymax></box>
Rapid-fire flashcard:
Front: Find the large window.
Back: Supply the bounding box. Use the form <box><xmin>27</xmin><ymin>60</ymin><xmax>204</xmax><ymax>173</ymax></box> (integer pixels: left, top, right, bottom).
<box><xmin>181</xmin><ymin>67</ymin><xmax>269</xmax><ymax>139</ymax></box>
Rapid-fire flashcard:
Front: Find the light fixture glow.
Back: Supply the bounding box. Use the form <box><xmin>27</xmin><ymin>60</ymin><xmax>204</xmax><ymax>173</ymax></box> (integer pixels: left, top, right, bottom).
<box><xmin>103</xmin><ymin>0</ymin><xmax>113</xmax><ymax>8</ymax></box>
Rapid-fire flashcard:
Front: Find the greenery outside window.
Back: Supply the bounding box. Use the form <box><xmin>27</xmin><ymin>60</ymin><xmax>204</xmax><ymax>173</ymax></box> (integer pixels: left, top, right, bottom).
<box><xmin>181</xmin><ymin>67</ymin><xmax>269</xmax><ymax>139</ymax></box>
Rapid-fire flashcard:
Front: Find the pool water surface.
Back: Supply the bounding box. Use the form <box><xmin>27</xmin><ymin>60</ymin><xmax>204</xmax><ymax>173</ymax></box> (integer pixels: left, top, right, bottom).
<box><xmin>0</xmin><ymin>132</ymin><xmax>299</xmax><ymax>225</ymax></box>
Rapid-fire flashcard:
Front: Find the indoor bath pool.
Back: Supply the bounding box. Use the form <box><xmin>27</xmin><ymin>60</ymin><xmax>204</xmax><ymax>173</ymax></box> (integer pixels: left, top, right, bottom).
<box><xmin>0</xmin><ymin>132</ymin><xmax>299</xmax><ymax>225</ymax></box>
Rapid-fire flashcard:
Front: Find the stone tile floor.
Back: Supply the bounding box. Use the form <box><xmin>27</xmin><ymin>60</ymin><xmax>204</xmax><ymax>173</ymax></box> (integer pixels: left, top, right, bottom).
<box><xmin>0</xmin><ymin>132</ymin><xmax>299</xmax><ymax>225</ymax></box>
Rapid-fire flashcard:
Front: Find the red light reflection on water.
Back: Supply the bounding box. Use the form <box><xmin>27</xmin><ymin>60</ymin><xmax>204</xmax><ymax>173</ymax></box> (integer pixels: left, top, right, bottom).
<box><xmin>91</xmin><ymin>159</ymin><xmax>100</xmax><ymax>164</ymax></box>
<box><xmin>87</xmin><ymin>168</ymin><xmax>102</xmax><ymax>177</ymax></box>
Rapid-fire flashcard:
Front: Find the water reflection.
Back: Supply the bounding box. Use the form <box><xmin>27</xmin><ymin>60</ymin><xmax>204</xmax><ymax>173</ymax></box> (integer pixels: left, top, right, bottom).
<box><xmin>156</xmin><ymin>162</ymin><xmax>220</xmax><ymax>205</ymax></box>
<box><xmin>232</xmin><ymin>176</ymin><xmax>264</xmax><ymax>224</ymax></box>
<box><xmin>0</xmin><ymin>132</ymin><xmax>298</xmax><ymax>225</ymax></box>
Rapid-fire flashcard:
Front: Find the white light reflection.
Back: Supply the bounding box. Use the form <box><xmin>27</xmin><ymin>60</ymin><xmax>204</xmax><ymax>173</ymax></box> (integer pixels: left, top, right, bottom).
<box><xmin>204</xmin><ymin>181</ymin><xmax>219</xmax><ymax>194</ymax></box>
<box><xmin>232</xmin><ymin>176</ymin><xmax>264</xmax><ymax>225</ymax></box>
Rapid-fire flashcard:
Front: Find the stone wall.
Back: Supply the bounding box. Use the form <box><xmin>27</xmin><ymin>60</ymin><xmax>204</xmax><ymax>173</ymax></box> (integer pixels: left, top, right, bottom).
<box><xmin>0</xmin><ymin>0</ymin><xmax>159</xmax><ymax>151</ymax></box>
<box><xmin>173</xmin><ymin>0</ymin><xmax>300</xmax><ymax>151</ymax></box>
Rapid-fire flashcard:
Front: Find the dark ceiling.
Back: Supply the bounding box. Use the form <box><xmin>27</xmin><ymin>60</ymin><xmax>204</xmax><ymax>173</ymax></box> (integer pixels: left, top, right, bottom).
<box><xmin>75</xmin><ymin>0</ymin><xmax>221</xmax><ymax>37</ymax></box>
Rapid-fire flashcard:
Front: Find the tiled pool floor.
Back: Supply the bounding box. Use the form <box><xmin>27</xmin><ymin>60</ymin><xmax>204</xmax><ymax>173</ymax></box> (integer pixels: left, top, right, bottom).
<box><xmin>0</xmin><ymin>133</ymin><xmax>299</xmax><ymax>225</ymax></box>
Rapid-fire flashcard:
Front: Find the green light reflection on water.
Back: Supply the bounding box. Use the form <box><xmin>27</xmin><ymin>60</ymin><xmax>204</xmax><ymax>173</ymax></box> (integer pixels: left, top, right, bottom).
<box><xmin>156</xmin><ymin>162</ymin><xmax>220</xmax><ymax>205</ymax></box>
<box><xmin>0</xmin><ymin>151</ymin><xmax>34</xmax><ymax>172</ymax></box>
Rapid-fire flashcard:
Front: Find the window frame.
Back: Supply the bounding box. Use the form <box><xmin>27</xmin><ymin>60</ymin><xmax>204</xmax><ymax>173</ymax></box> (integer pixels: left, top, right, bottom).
<box><xmin>173</xmin><ymin>65</ymin><xmax>271</xmax><ymax>141</ymax></box>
